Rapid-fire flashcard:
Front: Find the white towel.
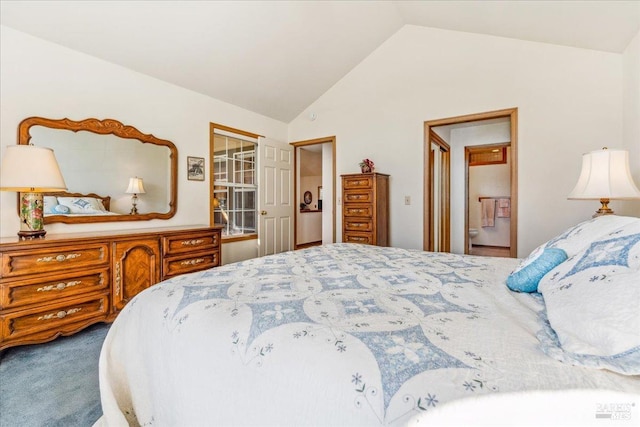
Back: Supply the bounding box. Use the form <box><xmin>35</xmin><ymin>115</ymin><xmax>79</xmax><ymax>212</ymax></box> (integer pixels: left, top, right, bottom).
<box><xmin>497</xmin><ymin>198</ymin><xmax>510</xmax><ymax>218</ymax></box>
<box><xmin>481</xmin><ymin>199</ymin><xmax>495</xmax><ymax>227</ymax></box>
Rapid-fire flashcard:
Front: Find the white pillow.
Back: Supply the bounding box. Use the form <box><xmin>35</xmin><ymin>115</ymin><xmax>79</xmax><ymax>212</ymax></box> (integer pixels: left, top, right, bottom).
<box><xmin>538</xmin><ymin>217</ymin><xmax>640</xmax><ymax>374</ymax></box>
<box><xmin>528</xmin><ymin>215</ymin><xmax>637</xmax><ymax>260</ymax></box>
<box><xmin>43</xmin><ymin>196</ymin><xmax>58</xmax><ymax>214</ymax></box>
<box><xmin>57</xmin><ymin>196</ymin><xmax>107</xmax><ymax>213</ymax></box>
<box><xmin>508</xmin><ymin>215</ymin><xmax>638</xmax><ymax>288</ymax></box>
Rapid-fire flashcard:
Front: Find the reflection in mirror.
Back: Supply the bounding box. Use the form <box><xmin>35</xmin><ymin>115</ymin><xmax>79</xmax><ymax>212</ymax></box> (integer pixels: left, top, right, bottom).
<box><xmin>19</xmin><ymin>117</ymin><xmax>177</xmax><ymax>224</ymax></box>
<box><xmin>31</xmin><ymin>127</ymin><xmax>170</xmax><ymax>214</ymax></box>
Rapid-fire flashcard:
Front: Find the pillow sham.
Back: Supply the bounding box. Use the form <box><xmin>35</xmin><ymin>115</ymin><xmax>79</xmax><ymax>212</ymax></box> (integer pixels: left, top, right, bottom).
<box><xmin>43</xmin><ymin>196</ymin><xmax>58</xmax><ymax>214</ymax></box>
<box><xmin>506</xmin><ymin>248</ymin><xmax>567</xmax><ymax>292</ymax></box>
<box><xmin>57</xmin><ymin>197</ymin><xmax>107</xmax><ymax>214</ymax></box>
<box><xmin>52</xmin><ymin>204</ymin><xmax>71</xmax><ymax>214</ymax></box>
<box><xmin>507</xmin><ymin>215</ymin><xmax>638</xmax><ymax>290</ymax></box>
<box><xmin>538</xmin><ymin>217</ymin><xmax>640</xmax><ymax>370</ymax></box>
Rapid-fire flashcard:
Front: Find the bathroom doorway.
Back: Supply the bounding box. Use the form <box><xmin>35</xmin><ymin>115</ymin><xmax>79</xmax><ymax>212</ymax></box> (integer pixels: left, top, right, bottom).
<box><xmin>424</xmin><ymin>108</ymin><xmax>518</xmax><ymax>258</ymax></box>
<box><xmin>466</xmin><ymin>143</ymin><xmax>512</xmax><ymax>257</ymax></box>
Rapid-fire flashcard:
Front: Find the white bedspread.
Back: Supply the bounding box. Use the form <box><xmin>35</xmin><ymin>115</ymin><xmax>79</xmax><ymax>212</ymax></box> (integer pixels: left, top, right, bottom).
<box><xmin>97</xmin><ymin>244</ymin><xmax>639</xmax><ymax>426</ymax></box>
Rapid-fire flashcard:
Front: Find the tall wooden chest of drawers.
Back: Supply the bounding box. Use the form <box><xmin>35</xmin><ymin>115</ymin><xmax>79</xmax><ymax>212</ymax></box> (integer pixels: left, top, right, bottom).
<box><xmin>341</xmin><ymin>172</ymin><xmax>389</xmax><ymax>246</ymax></box>
<box><xmin>0</xmin><ymin>225</ymin><xmax>222</xmax><ymax>350</ymax></box>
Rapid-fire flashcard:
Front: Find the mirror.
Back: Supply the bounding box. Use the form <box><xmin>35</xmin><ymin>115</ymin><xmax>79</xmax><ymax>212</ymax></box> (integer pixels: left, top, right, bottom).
<box><xmin>18</xmin><ymin>117</ymin><xmax>177</xmax><ymax>224</ymax></box>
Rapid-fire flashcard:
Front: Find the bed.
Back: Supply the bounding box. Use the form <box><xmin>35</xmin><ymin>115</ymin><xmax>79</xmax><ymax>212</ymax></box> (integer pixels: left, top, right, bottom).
<box><xmin>43</xmin><ymin>191</ymin><xmax>118</xmax><ymax>217</ymax></box>
<box><xmin>97</xmin><ymin>215</ymin><xmax>640</xmax><ymax>426</ymax></box>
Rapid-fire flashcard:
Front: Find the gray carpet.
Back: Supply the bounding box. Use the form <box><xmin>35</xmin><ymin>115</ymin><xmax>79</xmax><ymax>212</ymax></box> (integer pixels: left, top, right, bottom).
<box><xmin>0</xmin><ymin>322</ymin><xmax>110</xmax><ymax>427</ymax></box>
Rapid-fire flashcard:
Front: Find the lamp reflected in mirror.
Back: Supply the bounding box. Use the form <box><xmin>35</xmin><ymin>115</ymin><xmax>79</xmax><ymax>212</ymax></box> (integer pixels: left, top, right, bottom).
<box><xmin>212</xmin><ymin>197</ymin><xmax>229</xmax><ymax>223</ymax></box>
<box><xmin>568</xmin><ymin>147</ymin><xmax>640</xmax><ymax>217</ymax></box>
<box><xmin>0</xmin><ymin>145</ymin><xmax>67</xmax><ymax>239</ymax></box>
<box><xmin>125</xmin><ymin>177</ymin><xmax>145</xmax><ymax>215</ymax></box>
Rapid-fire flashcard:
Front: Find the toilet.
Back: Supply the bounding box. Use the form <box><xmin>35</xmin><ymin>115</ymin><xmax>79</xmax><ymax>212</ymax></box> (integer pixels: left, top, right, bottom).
<box><xmin>468</xmin><ymin>228</ymin><xmax>479</xmax><ymax>251</ymax></box>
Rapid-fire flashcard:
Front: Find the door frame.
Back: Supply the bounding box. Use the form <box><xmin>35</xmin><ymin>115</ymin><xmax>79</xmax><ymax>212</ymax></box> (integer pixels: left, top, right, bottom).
<box><xmin>290</xmin><ymin>136</ymin><xmax>336</xmax><ymax>247</ymax></box>
<box><xmin>428</xmin><ymin>131</ymin><xmax>451</xmax><ymax>252</ymax></box>
<box><xmin>423</xmin><ymin>108</ymin><xmax>518</xmax><ymax>257</ymax></box>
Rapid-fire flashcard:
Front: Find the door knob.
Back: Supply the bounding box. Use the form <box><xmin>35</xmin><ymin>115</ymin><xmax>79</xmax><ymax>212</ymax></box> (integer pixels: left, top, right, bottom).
<box><xmin>260</xmin><ymin>210</ymin><xmax>267</xmax><ymax>215</ymax></box>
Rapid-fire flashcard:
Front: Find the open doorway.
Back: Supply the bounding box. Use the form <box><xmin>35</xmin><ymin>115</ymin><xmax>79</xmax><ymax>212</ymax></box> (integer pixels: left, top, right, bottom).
<box><xmin>424</xmin><ymin>108</ymin><xmax>518</xmax><ymax>258</ymax></box>
<box><xmin>290</xmin><ymin>136</ymin><xmax>336</xmax><ymax>249</ymax></box>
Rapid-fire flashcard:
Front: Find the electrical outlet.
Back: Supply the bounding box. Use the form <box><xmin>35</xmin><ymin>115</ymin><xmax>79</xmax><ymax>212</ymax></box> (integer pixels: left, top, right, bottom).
<box><xmin>404</xmin><ymin>196</ymin><xmax>411</xmax><ymax>205</ymax></box>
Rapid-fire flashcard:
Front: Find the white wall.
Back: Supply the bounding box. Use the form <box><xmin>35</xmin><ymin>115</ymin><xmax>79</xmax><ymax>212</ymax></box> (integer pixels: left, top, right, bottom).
<box><xmin>322</xmin><ymin>142</ymin><xmax>333</xmax><ymax>243</ymax></box>
<box><xmin>622</xmin><ymin>30</ymin><xmax>640</xmax><ymax>216</ymax></box>
<box><xmin>288</xmin><ymin>25</ymin><xmax>631</xmax><ymax>256</ymax></box>
<box><xmin>0</xmin><ymin>26</ymin><xmax>287</xmax><ymax>264</ymax></box>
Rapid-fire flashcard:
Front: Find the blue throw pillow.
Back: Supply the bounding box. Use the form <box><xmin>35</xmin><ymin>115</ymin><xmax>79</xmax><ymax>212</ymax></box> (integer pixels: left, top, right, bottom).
<box><xmin>52</xmin><ymin>204</ymin><xmax>71</xmax><ymax>214</ymax></box>
<box><xmin>507</xmin><ymin>248</ymin><xmax>568</xmax><ymax>293</ymax></box>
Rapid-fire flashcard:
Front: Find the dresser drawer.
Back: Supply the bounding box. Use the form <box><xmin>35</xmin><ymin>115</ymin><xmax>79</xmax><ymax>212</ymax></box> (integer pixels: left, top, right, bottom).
<box><xmin>344</xmin><ymin>233</ymin><xmax>373</xmax><ymax>245</ymax></box>
<box><xmin>343</xmin><ymin>175</ymin><xmax>373</xmax><ymax>190</ymax></box>
<box><xmin>163</xmin><ymin>230</ymin><xmax>220</xmax><ymax>256</ymax></box>
<box><xmin>0</xmin><ymin>293</ymin><xmax>109</xmax><ymax>342</ymax></box>
<box><xmin>163</xmin><ymin>251</ymin><xmax>220</xmax><ymax>279</ymax></box>
<box><xmin>0</xmin><ymin>244</ymin><xmax>109</xmax><ymax>278</ymax></box>
<box><xmin>343</xmin><ymin>204</ymin><xmax>373</xmax><ymax>217</ymax></box>
<box><xmin>344</xmin><ymin>190</ymin><xmax>373</xmax><ymax>204</ymax></box>
<box><xmin>344</xmin><ymin>219</ymin><xmax>373</xmax><ymax>232</ymax></box>
<box><xmin>0</xmin><ymin>268</ymin><xmax>109</xmax><ymax>310</ymax></box>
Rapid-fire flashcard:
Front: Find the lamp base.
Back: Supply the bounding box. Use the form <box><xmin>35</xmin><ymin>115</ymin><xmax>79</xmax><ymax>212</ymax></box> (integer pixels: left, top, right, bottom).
<box><xmin>592</xmin><ymin>198</ymin><xmax>614</xmax><ymax>218</ymax></box>
<box><xmin>129</xmin><ymin>193</ymin><xmax>138</xmax><ymax>215</ymax></box>
<box><xmin>18</xmin><ymin>192</ymin><xmax>47</xmax><ymax>239</ymax></box>
<box><xmin>18</xmin><ymin>229</ymin><xmax>47</xmax><ymax>240</ymax></box>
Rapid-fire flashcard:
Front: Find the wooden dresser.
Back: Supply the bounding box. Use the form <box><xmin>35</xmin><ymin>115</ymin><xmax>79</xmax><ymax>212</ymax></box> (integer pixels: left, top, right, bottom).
<box><xmin>342</xmin><ymin>172</ymin><xmax>389</xmax><ymax>246</ymax></box>
<box><xmin>0</xmin><ymin>225</ymin><xmax>222</xmax><ymax>350</ymax></box>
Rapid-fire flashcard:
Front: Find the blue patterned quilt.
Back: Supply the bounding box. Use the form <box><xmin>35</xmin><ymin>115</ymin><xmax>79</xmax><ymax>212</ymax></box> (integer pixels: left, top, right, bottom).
<box><xmin>97</xmin><ymin>244</ymin><xmax>638</xmax><ymax>426</ymax></box>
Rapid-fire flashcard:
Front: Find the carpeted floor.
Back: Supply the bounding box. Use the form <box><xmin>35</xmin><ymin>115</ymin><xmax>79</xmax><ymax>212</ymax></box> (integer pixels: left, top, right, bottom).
<box><xmin>0</xmin><ymin>322</ymin><xmax>110</xmax><ymax>427</ymax></box>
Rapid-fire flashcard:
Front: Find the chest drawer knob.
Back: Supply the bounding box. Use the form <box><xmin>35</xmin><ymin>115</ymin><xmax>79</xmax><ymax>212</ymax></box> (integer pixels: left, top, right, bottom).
<box><xmin>181</xmin><ymin>239</ymin><xmax>204</xmax><ymax>246</ymax></box>
<box><xmin>181</xmin><ymin>258</ymin><xmax>205</xmax><ymax>266</ymax></box>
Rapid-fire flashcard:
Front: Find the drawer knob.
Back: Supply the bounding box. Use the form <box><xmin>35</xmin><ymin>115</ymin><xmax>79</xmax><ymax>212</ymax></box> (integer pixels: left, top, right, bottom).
<box><xmin>37</xmin><ymin>281</ymin><xmax>82</xmax><ymax>292</ymax></box>
<box><xmin>181</xmin><ymin>239</ymin><xmax>204</xmax><ymax>246</ymax></box>
<box><xmin>37</xmin><ymin>307</ymin><xmax>82</xmax><ymax>321</ymax></box>
<box><xmin>181</xmin><ymin>258</ymin><xmax>205</xmax><ymax>266</ymax></box>
<box><xmin>37</xmin><ymin>253</ymin><xmax>82</xmax><ymax>263</ymax></box>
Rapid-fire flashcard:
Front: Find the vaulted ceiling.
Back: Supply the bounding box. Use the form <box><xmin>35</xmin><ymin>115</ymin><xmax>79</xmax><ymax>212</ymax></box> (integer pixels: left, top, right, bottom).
<box><xmin>2</xmin><ymin>1</ymin><xmax>638</xmax><ymax>123</ymax></box>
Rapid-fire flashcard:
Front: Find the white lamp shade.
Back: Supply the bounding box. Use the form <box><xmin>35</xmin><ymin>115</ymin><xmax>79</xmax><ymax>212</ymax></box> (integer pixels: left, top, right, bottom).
<box><xmin>126</xmin><ymin>177</ymin><xmax>146</xmax><ymax>194</ymax></box>
<box><xmin>0</xmin><ymin>145</ymin><xmax>67</xmax><ymax>191</ymax></box>
<box><xmin>568</xmin><ymin>148</ymin><xmax>640</xmax><ymax>200</ymax></box>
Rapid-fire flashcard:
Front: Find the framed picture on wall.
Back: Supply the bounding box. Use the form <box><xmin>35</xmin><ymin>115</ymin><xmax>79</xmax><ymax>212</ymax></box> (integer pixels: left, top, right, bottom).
<box><xmin>187</xmin><ymin>156</ymin><xmax>205</xmax><ymax>181</ymax></box>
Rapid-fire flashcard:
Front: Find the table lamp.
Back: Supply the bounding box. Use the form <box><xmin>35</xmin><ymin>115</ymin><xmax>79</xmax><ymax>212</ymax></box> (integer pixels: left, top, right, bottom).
<box><xmin>568</xmin><ymin>147</ymin><xmax>640</xmax><ymax>217</ymax></box>
<box><xmin>212</xmin><ymin>197</ymin><xmax>229</xmax><ymax>223</ymax></box>
<box><xmin>0</xmin><ymin>145</ymin><xmax>67</xmax><ymax>239</ymax></box>
<box><xmin>125</xmin><ymin>177</ymin><xmax>146</xmax><ymax>215</ymax></box>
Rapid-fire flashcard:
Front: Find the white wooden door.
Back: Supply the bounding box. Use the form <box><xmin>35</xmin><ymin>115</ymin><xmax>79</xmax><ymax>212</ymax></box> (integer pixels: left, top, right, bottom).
<box><xmin>259</xmin><ymin>137</ymin><xmax>294</xmax><ymax>256</ymax></box>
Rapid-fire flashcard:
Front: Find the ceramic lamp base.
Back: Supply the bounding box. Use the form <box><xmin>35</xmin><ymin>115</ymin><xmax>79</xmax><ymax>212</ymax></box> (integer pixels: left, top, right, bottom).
<box><xmin>18</xmin><ymin>192</ymin><xmax>46</xmax><ymax>239</ymax></box>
